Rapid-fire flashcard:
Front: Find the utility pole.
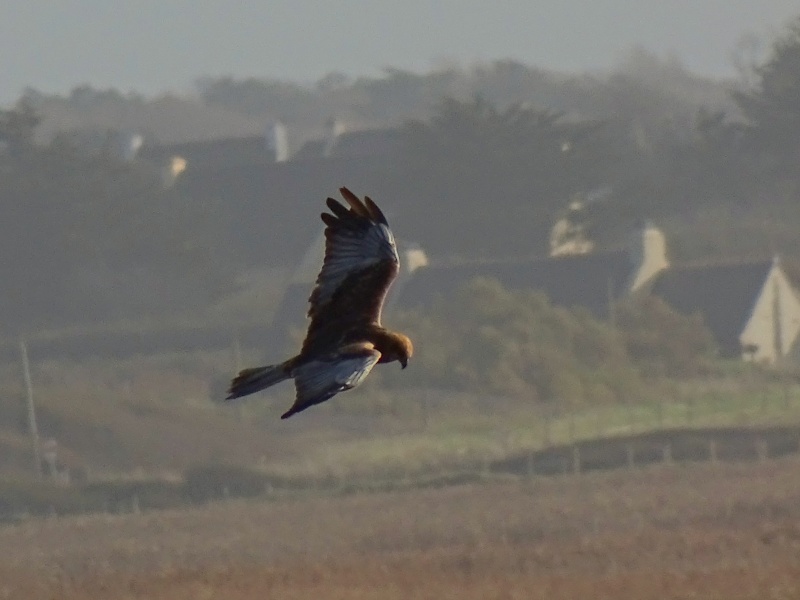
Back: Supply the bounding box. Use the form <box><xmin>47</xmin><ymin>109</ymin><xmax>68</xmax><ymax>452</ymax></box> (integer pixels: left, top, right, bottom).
<box><xmin>606</xmin><ymin>277</ymin><xmax>616</xmax><ymax>328</ymax></box>
<box><xmin>19</xmin><ymin>337</ymin><xmax>42</xmax><ymax>479</ymax></box>
<box><xmin>231</xmin><ymin>331</ymin><xmax>245</xmax><ymax>422</ymax></box>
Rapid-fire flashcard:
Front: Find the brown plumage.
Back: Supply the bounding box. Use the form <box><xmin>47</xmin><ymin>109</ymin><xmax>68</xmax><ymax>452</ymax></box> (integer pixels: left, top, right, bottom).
<box><xmin>226</xmin><ymin>187</ymin><xmax>413</xmax><ymax>419</ymax></box>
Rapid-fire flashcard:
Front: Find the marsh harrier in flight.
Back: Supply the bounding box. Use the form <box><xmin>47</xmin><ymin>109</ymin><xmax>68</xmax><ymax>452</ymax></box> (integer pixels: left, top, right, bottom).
<box><xmin>226</xmin><ymin>188</ymin><xmax>413</xmax><ymax>418</ymax></box>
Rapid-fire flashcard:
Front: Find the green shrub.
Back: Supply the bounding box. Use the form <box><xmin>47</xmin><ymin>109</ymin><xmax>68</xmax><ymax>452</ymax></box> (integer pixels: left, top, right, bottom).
<box><xmin>615</xmin><ymin>296</ymin><xmax>717</xmax><ymax>377</ymax></box>
<box><xmin>389</xmin><ymin>277</ymin><xmax>644</xmax><ymax>405</ymax></box>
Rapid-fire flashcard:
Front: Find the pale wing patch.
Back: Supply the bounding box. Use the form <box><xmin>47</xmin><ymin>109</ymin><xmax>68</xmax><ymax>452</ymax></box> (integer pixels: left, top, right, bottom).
<box><xmin>313</xmin><ymin>222</ymin><xmax>398</xmax><ymax>310</ymax></box>
<box><xmin>293</xmin><ymin>348</ymin><xmax>381</xmax><ymax>407</ymax></box>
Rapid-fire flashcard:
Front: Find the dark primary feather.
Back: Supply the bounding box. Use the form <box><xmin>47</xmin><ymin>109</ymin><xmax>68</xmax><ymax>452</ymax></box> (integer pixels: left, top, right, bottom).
<box><xmin>302</xmin><ymin>188</ymin><xmax>400</xmax><ymax>352</ymax></box>
<box><xmin>364</xmin><ymin>197</ymin><xmax>389</xmax><ymax>225</ymax></box>
<box><xmin>339</xmin><ymin>187</ymin><xmax>389</xmax><ymax>225</ymax></box>
<box><xmin>339</xmin><ymin>187</ymin><xmax>372</xmax><ymax>218</ymax></box>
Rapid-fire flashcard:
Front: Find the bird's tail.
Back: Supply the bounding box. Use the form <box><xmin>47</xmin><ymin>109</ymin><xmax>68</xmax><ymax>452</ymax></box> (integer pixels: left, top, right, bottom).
<box><xmin>226</xmin><ymin>361</ymin><xmax>292</xmax><ymax>400</ymax></box>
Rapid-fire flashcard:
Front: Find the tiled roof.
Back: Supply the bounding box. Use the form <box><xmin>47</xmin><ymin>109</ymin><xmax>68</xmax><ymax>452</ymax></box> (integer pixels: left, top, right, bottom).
<box><xmin>650</xmin><ymin>259</ymin><xmax>773</xmax><ymax>355</ymax></box>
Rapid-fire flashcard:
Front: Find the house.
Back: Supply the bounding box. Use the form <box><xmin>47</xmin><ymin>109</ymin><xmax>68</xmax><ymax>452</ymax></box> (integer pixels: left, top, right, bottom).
<box><xmin>396</xmin><ymin>222</ymin><xmax>669</xmax><ymax>320</ymax></box>
<box><xmin>53</xmin><ymin>128</ymin><xmax>144</xmax><ymax>161</ymax></box>
<box><xmin>394</xmin><ymin>220</ymin><xmax>800</xmax><ymax>365</ymax></box>
<box><xmin>139</xmin><ymin>118</ymin><xmax>399</xmax><ymax>177</ymax></box>
<box><xmin>292</xmin><ymin>119</ymin><xmax>402</xmax><ymax>161</ymax></box>
<box><xmin>139</xmin><ymin>122</ymin><xmax>289</xmax><ymax>167</ymax></box>
<box><xmin>135</xmin><ymin>118</ymin><xmax>405</xmax><ymax>270</ymax></box>
<box><xmin>650</xmin><ymin>257</ymin><xmax>800</xmax><ymax>363</ymax></box>
<box><xmin>138</xmin><ymin>122</ymin><xmax>290</xmax><ymax>185</ymax></box>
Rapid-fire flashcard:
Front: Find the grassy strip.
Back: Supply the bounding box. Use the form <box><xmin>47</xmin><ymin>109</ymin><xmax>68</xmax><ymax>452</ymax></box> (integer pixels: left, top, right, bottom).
<box><xmin>2</xmin><ymin>419</ymin><xmax>799</xmax><ymax>522</ymax></box>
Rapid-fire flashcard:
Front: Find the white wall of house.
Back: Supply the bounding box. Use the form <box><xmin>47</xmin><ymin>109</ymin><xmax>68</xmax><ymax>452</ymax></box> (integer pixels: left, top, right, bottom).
<box><xmin>740</xmin><ymin>261</ymin><xmax>800</xmax><ymax>364</ymax></box>
<box><xmin>627</xmin><ymin>222</ymin><xmax>669</xmax><ymax>293</ymax></box>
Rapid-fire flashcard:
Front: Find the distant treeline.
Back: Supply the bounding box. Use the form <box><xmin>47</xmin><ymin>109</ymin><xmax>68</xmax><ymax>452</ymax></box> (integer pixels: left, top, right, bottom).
<box><xmin>1</xmin><ymin>16</ymin><xmax>799</xmax><ymax>334</ymax></box>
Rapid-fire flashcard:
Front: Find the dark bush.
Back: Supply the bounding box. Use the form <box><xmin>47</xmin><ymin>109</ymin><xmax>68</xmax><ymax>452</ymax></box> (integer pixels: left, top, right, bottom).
<box><xmin>389</xmin><ymin>277</ymin><xmax>645</xmax><ymax>404</ymax></box>
<box><xmin>615</xmin><ymin>296</ymin><xmax>717</xmax><ymax>377</ymax></box>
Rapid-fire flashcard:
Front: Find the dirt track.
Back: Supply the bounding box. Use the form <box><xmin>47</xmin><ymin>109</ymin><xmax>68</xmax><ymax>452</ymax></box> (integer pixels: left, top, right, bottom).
<box><xmin>2</xmin><ymin>458</ymin><xmax>800</xmax><ymax>599</ymax></box>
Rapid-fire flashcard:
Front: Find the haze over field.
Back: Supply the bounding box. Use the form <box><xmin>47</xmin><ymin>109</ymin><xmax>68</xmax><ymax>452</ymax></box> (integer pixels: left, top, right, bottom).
<box><xmin>3</xmin><ymin>0</ymin><xmax>799</xmax><ymax>103</ymax></box>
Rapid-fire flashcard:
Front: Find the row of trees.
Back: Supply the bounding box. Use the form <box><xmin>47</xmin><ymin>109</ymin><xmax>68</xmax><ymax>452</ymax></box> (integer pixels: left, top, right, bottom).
<box><xmin>392</xmin><ymin>98</ymin><xmax>616</xmax><ymax>257</ymax></box>
<box><xmin>196</xmin><ymin>50</ymin><xmax>731</xmax><ymax>138</ymax></box>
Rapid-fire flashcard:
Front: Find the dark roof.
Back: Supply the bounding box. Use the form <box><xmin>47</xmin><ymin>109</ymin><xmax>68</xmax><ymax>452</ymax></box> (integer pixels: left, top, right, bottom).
<box><xmin>331</xmin><ymin>129</ymin><xmax>401</xmax><ymax>157</ymax></box>
<box><xmin>293</xmin><ymin>128</ymin><xmax>401</xmax><ymax>161</ymax></box>
<box><xmin>291</xmin><ymin>139</ymin><xmax>326</xmax><ymax>161</ymax></box>
<box><xmin>650</xmin><ymin>259</ymin><xmax>773</xmax><ymax>354</ymax></box>
<box><xmin>397</xmin><ymin>250</ymin><xmax>632</xmax><ymax>319</ymax></box>
<box><xmin>139</xmin><ymin>135</ymin><xmax>274</xmax><ymax>168</ymax></box>
<box><xmin>179</xmin><ymin>153</ymin><xmax>400</xmax><ymax>268</ymax></box>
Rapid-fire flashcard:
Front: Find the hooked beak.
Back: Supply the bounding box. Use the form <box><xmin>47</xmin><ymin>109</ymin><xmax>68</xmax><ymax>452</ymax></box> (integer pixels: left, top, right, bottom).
<box><xmin>400</xmin><ymin>358</ymin><xmax>408</xmax><ymax>369</ymax></box>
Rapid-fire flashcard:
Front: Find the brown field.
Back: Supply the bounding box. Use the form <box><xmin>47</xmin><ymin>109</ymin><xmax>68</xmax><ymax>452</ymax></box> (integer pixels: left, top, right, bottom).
<box><xmin>2</xmin><ymin>459</ymin><xmax>800</xmax><ymax>599</ymax></box>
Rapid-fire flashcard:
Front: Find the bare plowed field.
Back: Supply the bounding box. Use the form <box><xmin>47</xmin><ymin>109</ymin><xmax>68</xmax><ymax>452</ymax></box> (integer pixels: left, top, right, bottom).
<box><xmin>2</xmin><ymin>459</ymin><xmax>800</xmax><ymax>599</ymax></box>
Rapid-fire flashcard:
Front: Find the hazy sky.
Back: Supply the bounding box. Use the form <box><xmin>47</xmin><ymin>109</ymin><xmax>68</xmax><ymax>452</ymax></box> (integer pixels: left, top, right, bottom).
<box><xmin>1</xmin><ymin>1</ymin><xmax>798</xmax><ymax>104</ymax></box>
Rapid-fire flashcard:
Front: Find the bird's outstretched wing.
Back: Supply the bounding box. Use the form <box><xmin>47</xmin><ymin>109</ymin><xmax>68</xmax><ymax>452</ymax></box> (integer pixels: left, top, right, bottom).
<box><xmin>302</xmin><ymin>187</ymin><xmax>400</xmax><ymax>352</ymax></box>
<box><xmin>281</xmin><ymin>343</ymin><xmax>381</xmax><ymax>419</ymax></box>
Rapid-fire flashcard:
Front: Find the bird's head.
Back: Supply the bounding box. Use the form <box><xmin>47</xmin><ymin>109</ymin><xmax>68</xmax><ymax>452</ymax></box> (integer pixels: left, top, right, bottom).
<box><xmin>389</xmin><ymin>332</ymin><xmax>413</xmax><ymax>369</ymax></box>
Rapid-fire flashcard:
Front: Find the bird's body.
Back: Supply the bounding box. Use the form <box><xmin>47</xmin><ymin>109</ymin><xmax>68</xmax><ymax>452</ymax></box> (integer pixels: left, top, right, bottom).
<box><xmin>226</xmin><ymin>188</ymin><xmax>413</xmax><ymax>419</ymax></box>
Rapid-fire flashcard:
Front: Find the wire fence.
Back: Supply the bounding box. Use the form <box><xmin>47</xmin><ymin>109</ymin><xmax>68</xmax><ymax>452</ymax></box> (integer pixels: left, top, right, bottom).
<box><xmin>5</xmin><ymin>328</ymin><xmax>800</xmax><ymax>523</ymax></box>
